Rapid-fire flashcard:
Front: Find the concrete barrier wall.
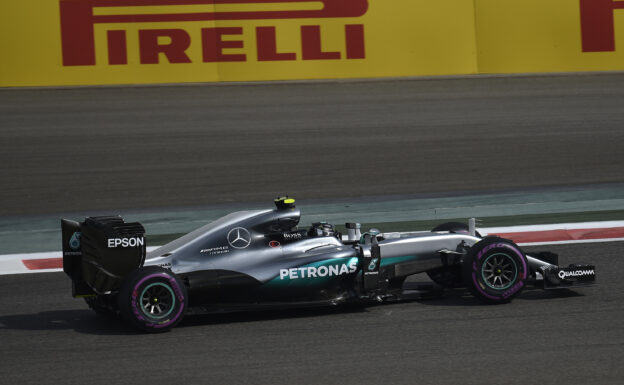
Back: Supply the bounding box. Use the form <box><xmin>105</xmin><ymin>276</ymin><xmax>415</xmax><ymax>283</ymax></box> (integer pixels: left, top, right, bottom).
<box><xmin>1</xmin><ymin>0</ymin><xmax>623</xmax><ymax>87</ymax></box>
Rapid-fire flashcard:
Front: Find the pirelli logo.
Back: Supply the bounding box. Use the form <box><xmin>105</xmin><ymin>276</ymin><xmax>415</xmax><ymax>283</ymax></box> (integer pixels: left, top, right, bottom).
<box><xmin>59</xmin><ymin>0</ymin><xmax>369</xmax><ymax>66</ymax></box>
<box><xmin>581</xmin><ymin>0</ymin><xmax>624</xmax><ymax>52</ymax></box>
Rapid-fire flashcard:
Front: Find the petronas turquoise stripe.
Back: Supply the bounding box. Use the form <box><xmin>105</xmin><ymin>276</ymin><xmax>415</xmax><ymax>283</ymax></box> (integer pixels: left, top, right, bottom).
<box><xmin>380</xmin><ymin>255</ymin><xmax>416</xmax><ymax>267</ymax></box>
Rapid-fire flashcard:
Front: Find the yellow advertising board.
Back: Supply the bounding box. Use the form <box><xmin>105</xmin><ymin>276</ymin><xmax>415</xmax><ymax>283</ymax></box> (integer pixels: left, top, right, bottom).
<box><xmin>475</xmin><ymin>0</ymin><xmax>624</xmax><ymax>73</ymax></box>
<box><xmin>2</xmin><ymin>1</ymin><xmax>624</xmax><ymax>87</ymax></box>
<box><xmin>0</xmin><ymin>0</ymin><xmax>478</xmax><ymax>86</ymax></box>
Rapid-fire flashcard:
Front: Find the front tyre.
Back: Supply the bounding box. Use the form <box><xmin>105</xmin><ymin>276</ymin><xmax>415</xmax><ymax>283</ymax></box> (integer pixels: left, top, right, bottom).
<box><xmin>118</xmin><ymin>266</ymin><xmax>187</xmax><ymax>332</ymax></box>
<box><xmin>462</xmin><ymin>237</ymin><xmax>528</xmax><ymax>304</ymax></box>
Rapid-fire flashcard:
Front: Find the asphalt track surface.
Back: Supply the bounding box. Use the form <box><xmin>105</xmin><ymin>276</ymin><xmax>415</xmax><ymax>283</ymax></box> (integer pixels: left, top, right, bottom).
<box><xmin>1</xmin><ymin>74</ymin><xmax>623</xmax><ymax>384</ymax></box>
<box><xmin>0</xmin><ymin>242</ymin><xmax>622</xmax><ymax>385</ymax></box>
<box><xmin>2</xmin><ymin>74</ymin><xmax>624</xmax><ymax>216</ymax></box>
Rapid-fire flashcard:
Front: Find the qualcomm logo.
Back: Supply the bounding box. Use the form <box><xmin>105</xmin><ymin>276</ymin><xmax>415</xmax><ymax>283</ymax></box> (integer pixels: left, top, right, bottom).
<box><xmin>227</xmin><ymin>227</ymin><xmax>251</xmax><ymax>249</ymax></box>
<box><xmin>558</xmin><ymin>269</ymin><xmax>595</xmax><ymax>279</ymax></box>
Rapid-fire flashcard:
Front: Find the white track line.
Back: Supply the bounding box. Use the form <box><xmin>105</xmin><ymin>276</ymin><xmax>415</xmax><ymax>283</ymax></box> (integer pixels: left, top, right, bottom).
<box><xmin>480</xmin><ymin>220</ymin><xmax>624</xmax><ymax>234</ymax></box>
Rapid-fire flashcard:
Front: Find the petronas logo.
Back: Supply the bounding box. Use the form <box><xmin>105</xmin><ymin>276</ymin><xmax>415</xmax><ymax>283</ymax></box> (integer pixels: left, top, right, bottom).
<box><xmin>69</xmin><ymin>232</ymin><xmax>81</xmax><ymax>250</ymax></box>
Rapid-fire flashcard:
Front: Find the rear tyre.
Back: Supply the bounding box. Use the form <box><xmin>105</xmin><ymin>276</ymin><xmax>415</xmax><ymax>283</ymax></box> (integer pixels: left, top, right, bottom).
<box><xmin>427</xmin><ymin>222</ymin><xmax>481</xmax><ymax>288</ymax></box>
<box><xmin>117</xmin><ymin>266</ymin><xmax>187</xmax><ymax>332</ymax></box>
<box><xmin>462</xmin><ymin>237</ymin><xmax>528</xmax><ymax>304</ymax></box>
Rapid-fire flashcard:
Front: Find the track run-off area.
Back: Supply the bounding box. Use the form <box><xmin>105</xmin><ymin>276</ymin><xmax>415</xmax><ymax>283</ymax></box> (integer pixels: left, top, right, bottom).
<box><xmin>1</xmin><ymin>74</ymin><xmax>623</xmax><ymax>384</ymax></box>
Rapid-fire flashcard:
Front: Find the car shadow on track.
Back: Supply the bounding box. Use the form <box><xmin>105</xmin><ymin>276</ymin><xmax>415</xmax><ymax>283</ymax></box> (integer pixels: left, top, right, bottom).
<box><xmin>412</xmin><ymin>284</ymin><xmax>583</xmax><ymax>307</ymax></box>
<box><xmin>0</xmin><ymin>306</ymin><xmax>371</xmax><ymax>335</ymax></box>
<box><xmin>181</xmin><ymin>284</ymin><xmax>585</xmax><ymax>327</ymax></box>
<box><xmin>179</xmin><ymin>303</ymin><xmax>369</xmax><ymax>328</ymax></box>
<box><xmin>517</xmin><ymin>286</ymin><xmax>583</xmax><ymax>300</ymax></box>
<box><xmin>0</xmin><ymin>286</ymin><xmax>584</xmax><ymax>334</ymax></box>
<box><xmin>0</xmin><ymin>309</ymin><xmax>138</xmax><ymax>335</ymax></box>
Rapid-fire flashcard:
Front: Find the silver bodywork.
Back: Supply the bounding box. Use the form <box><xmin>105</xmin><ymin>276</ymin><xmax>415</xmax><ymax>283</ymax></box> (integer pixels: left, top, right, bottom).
<box><xmin>144</xmin><ymin>207</ymin><xmax>482</xmax><ymax>284</ymax></box>
<box><xmin>379</xmin><ymin>233</ymin><xmax>480</xmax><ymax>272</ymax></box>
<box><xmin>60</xmin><ymin>202</ymin><xmax>595</xmax><ymax>321</ymax></box>
<box><xmin>61</xmin><ymin>202</ymin><xmax>593</xmax><ymax>322</ymax></box>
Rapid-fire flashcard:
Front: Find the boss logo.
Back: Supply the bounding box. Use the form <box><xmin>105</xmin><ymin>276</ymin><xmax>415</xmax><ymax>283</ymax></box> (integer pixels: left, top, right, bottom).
<box><xmin>283</xmin><ymin>232</ymin><xmax>302</xmax><ymax>240</ymax></box>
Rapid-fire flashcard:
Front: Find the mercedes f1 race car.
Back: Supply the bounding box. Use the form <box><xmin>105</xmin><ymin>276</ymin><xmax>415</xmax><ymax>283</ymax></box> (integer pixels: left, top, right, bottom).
<box><xmin>61</xmin><ymin>197</ymin><xmax>596</xmax><ymax>332</ymax></box>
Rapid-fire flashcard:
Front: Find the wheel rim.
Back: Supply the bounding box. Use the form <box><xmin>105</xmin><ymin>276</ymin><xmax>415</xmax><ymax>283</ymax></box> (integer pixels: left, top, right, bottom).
<box><xmin>481</xmin><ymin>253</ymin><xmax>518</xmax><ymax>290</ymax></box>
<box><xmin>140</xmin><ymin>282</ymin><xmax>175</xmax><ymax>319</ymax></box>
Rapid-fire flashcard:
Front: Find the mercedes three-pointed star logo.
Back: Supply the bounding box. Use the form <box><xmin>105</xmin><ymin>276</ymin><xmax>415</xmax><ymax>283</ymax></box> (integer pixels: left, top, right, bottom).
<box><xmin>227</xmin><ymin>227</ymin><xmax>251</xmax><ymax>249</ymax></box>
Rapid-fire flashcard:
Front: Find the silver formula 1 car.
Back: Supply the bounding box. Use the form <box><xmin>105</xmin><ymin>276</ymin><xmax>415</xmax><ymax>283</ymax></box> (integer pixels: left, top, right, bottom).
<box><xmin>61</xmin><ymin>197</ymin><xmax>596</xmax><ymax>332</ymax></box>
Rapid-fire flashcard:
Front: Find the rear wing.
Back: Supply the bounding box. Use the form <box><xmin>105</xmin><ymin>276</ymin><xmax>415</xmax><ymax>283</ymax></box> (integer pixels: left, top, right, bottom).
<box><xmin>61</xmin><ymin>216</ymin><xmax>146</xmax><ymax>297</ymax></box>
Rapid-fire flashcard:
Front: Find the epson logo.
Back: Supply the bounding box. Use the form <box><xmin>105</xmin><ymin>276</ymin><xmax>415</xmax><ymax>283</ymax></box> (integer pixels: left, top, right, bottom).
<box><xmin>284</xmin><ymin>232</ymin><xmax>302</xmax><ymax>240</ymax></box>
<box><xmin>279</xmin><ymin>261</ymin><xmax>357</xmax><ymax>280</ymax></box>
<box><xmin>558</xmin><ymin>269</ymin><xmax>595</xmax><ymax>279</ymax></box>
<box><xmin>107</xmin><ymin>237</ymin><xmax>145</xmax><ymax>248</ymax></box>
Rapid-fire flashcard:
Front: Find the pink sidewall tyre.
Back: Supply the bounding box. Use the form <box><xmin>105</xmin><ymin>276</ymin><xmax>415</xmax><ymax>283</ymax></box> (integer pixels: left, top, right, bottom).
<box><xmin>118</xmin><ymin>266</ymin><xmax>187</xmax><ymax>332</ymax></box>
<box><xmin>462</xmin><ymin>237</ymin><xmax>528</xmax><ymax>304</ymax></box>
